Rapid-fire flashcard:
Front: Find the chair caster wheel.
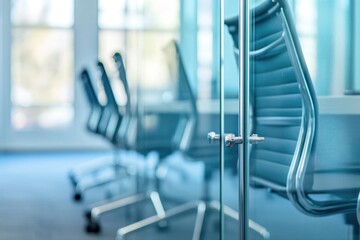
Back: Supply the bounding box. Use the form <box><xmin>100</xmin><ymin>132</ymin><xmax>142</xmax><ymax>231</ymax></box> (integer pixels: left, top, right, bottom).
<box><xmin>86</xmin><ymin>221</ymin><xmax>101</xmax><ymax>233</ymax></box>
<box><xmin>157</xmin><ymin>220</ymin><xmax>169</xmax><ymax>231</ymax></box>
<box><xmin>73</xmin><ymin>192</ymin><xmax>82</xmax><ymax>201</ymax></box>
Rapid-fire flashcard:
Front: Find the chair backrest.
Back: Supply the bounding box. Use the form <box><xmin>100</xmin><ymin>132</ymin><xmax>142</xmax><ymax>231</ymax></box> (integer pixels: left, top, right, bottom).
<box><xmin>113</xmin><ymin>52</ymin><xmax>131</xmax><ymax>114</ymax></box>
<box><xmin>79</xmin><ymin>68</ymin><xmax>103</xmax><ymax>133</ymax></box>
<box><xmin>163</xmin><ymin>40</ymin><xmax>198</xmax><ymax>153</ymax></box>
<box><xmin>112</xmin><ymin>52</ymin><xmax>134</xmax><ymax>147</ymax></box>
<box><xmin>97</xmin><ymin>60</ymin><xmax>130</xmax><ymax>143</ymax></box>
<box><xmin>79</xmin><ymin>69</ymin><xmax>101</xmax><ymax>108</ymax></box>
<box><xmin>97</xmin><ymin>61</ymin><xmax>121</xmax><ymax>113</ymax></box>
<box><xmin>112</xmin><ymin>43</ymin><xmax>198</xmax><ymax>153</ymax></box>
<box><xmin>226</xmin><ymin>0</ymin><xmax>320</xmax><ymax>214</ymax></box>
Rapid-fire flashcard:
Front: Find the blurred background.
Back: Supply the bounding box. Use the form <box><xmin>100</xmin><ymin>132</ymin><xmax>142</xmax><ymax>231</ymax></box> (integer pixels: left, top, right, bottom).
<box><xmin>0</xmin><ymin>0</ymin><xmax>360</xmax><ymax>239</ymax></box>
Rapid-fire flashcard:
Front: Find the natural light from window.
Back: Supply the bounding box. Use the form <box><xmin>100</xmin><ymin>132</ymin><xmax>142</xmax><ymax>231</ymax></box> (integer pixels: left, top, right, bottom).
<box><xmin>11</xmin><ymin>0</ymin><xmax>74</xmax><ymax>130</ymax></box>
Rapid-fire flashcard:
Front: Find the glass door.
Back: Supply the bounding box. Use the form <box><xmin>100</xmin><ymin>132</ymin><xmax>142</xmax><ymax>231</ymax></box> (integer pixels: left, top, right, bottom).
<box><xmin>241</xmin><ymin>0</ymin><xmax>360</xmax><ymax>239</ymax></box>
<box><xmin>110</xmin><ymin>0</ymin><xmax>225</xmax><ymax>239</ymax></box>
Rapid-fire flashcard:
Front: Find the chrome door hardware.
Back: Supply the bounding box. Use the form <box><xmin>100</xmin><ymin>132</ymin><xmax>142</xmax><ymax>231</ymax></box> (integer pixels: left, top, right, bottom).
<box><xmin>207</xmin><ymin>132</ymin><xmax>221</xmax><ymax>144</ymax></box>
<box><xmin>208</xmin><ymin>132</ymin><xmax>264</xmax><ymax>147</ymax></box>
<box><xmin>249</xmin><ymin>134</ymin><xmax>265</xmax><ymax>144</ymax></box>
<box><xmin>225</xmin><ymin>134</ymin><xmax>243</xmax><ymax>147</ymax></box>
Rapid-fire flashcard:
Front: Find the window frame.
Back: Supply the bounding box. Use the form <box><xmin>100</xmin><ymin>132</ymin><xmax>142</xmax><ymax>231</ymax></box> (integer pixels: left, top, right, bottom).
<box><xmin>0</xmin><ymin>0</ymin><xmax>108</xmax><ymax>150</ymax></box>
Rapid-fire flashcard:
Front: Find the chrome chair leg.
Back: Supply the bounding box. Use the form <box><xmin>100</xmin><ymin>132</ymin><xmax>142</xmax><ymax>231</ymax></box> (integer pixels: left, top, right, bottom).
<box><xmin>192</xmin><ymin>201</ymin><xmax>207</xmax><ymax>240</ymax></box>
<box><xmin>88</xmin><ymin>194</ymin><xmax>148</xmax><ymax>220</ymax></box>
<box><xmin>85</xmin><ymin>193</ymin><xmax>148</xmax><ymax>233</ymax></box>
<box><xmin>149</xmin><ymin>191</ymin><xmax>166</xmax><ymax>219</ymax></box>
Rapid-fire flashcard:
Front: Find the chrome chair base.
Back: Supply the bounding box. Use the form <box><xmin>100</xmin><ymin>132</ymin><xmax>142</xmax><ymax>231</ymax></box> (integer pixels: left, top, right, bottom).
<box><xmin>85</xmin><ymin>191</ymin><xmax>166</xmax><ymax>233</ymax></box>
<box><xmin>116</xmin><ymin>200</ymin><xmax>270</xmax><ymax>240</ymax></box>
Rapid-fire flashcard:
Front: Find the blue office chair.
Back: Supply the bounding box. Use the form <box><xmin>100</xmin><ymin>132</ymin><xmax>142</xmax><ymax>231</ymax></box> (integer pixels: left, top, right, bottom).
<box><xmin>69</xmin><ymin>67</ymin><xmax>126</xmax><ymax>201</ymax></box>
<box><xmin>84</xmin><ymin>52</ymin><xmax>181</xmax><ymax>233</ymax></box>
<box><xmin>79</xmin><ymin>69</ymin><xmax>104</xmax><ymax>135</ymax></box>
<box><xmin>225</xmin><ymin>0</ymin><xmax>360</xmax><ymax>237</ymax></box>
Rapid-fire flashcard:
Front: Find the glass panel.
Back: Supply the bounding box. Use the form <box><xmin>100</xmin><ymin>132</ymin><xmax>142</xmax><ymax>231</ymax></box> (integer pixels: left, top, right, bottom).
<box><xmin>223</xmin><ymin>0</ymin><xmax>240</xmax><ymax>237</ymax></box>
<box><xmin>99</xmin><ymin>31</ymin><xmax>179</xmax><ymax>103</ymax></box>
<box><xmin>97</xmin><ymin>0</ymin><xmax>223</xmax><ymax>238</ymax></box>
<box><xmin>11</xmin><ymin>28</ymin><xmax>74</xmax><ymax>129</ymax></box>
<box><xmin>137</xmin><ymin>39</ymin><xmax>223</xmax><ymax>240</ymax></box>
<box><xmin>243</xmin><ymin>0</ymin><xmax>360</xmax><ymax>239</ymax></box>
<box><xmin>136</xmin><ymin>32</ymin><xmax>179</xmax><ymax>100</ymax></box>
<box><xmin>97</xmin><ymin>1</ymin><xmax>224</xmax><ymax>239</ymax></box>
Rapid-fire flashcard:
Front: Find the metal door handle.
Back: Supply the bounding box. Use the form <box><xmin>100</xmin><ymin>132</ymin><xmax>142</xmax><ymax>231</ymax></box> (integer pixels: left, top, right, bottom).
<box><xmin>207</xmin><ymin>132</ymin><xmax>221</xmax><ymax>144</ymax></box>
<box><xmin>225</xmin><ymin>134</ymin><xmax>243</xmax><ymax>147</ymax></box>
<box><xmin>249</xmin><ymin>134</ymin><xmax>265</xmax><ymax>144</ymax></box>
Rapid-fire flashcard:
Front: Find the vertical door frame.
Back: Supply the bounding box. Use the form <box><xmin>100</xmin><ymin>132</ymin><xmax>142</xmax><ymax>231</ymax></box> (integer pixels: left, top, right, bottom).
<box><xmin>238</xmin><ymin>0</ymin><xmax>249</xmax><ymax>239</ymax></box>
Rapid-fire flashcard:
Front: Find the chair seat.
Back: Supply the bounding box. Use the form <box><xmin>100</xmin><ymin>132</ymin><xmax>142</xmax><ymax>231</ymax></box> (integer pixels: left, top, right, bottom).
<box><xmin>310</xmin><ymin>167</ymin><xmax>360</xmax><ymax>198</ymax></box>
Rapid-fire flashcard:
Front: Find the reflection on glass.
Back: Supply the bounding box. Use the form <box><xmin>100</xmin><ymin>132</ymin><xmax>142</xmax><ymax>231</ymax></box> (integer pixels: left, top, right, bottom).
<box><xmin>11</xmin><ymin>0</ymin><xmax>74</xmax><ymax>130</ymax></box>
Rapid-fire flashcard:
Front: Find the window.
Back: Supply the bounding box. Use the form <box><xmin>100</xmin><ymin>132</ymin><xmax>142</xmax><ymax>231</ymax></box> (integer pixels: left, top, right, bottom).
<box><xmin>98</xmin><ymin>0</ymin><xmax>180</xmax><ymax>103</ymax></box>
<box><xmin>289</xmin><ymin>0</ymin><xmax>351</xmax><ymax>96</ymax></box>
<box><xmin>11</xmin><ymin>0</ymin><xmax>74</xmax><ymax>130</ymax></box>
<box><xmin>249</xmin><ymin>0</ymin><xmax>352</xmax><ymax>96</ymax></box>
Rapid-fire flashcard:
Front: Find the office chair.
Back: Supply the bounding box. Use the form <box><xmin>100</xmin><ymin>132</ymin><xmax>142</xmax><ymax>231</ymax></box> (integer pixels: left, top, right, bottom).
<box><xmin>84</xmin><ymin>52</ymin><xmax>178</xmax><ymax>233</ymax></box>
<box><xmin>68</xmin><ymin>69</ymin><xmax>104</xmax><ymax>185</ymax></box>
<box><xmin>224</xmin><ymin>0</ymin><xmax>360</xmax><ymax>238</ymax></box>
<box><xmin>116</xmin><ymin>41</ymin><xmax>269</xmax><ymax>240</ymax></box>
<box><xmin>69</xmin><ymin>64</ymin><xmax>130</xmax><ymax>202</ymax></box>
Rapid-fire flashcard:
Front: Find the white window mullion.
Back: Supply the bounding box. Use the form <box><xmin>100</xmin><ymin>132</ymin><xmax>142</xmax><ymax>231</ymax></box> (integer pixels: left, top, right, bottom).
<box><xmin>0</xmin><ymin>0</ymin><xmax>12</xmax><ymax>149</ymax></box>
